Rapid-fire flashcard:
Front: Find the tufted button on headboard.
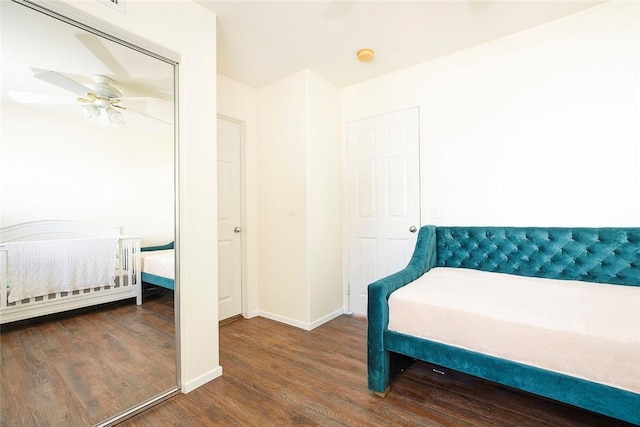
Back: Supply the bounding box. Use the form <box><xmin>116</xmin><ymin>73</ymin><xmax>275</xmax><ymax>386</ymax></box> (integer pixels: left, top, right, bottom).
<box><xmin>436</xmin><ymin>227</ymin><xmax>640</xmax><ymax>286</ymax></box>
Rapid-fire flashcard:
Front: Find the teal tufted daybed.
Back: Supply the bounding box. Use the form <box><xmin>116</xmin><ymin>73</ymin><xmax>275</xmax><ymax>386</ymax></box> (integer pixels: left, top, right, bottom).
<box><xmin>368</xmin><ymin>226</ymin><xmax>640</xmax><ymax>425</ymax></box>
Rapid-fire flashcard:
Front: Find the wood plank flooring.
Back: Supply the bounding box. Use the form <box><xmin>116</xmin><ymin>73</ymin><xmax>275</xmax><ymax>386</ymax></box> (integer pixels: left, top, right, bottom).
<box><xmin>122</xmin><ymin>315</ymin><xmax>632</xmax><ymax>427</ymax></box>
<box><xmin>0</xmin><ymin>288</ymin><xmax>176</xmax><ymax>427</ymax></box>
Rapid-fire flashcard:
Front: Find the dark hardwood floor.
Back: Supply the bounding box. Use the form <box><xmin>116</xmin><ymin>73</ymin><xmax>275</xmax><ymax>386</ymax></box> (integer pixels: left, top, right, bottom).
<box><xmin>0</xmin><ymin>288</ymin><xmax>176</xmax><ymax>427</ymax></box>
<box><xmin>122</xmin><ymin>315</ymin><xmax>632</xmax><ymax>427</ymax></box>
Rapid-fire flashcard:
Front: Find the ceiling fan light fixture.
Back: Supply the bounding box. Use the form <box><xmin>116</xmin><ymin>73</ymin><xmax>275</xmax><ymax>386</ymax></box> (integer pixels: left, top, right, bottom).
<box><xmin>357</xmin><ymin>48</ymin><xmax>375</xmax><ymax>62</ymax></box>
<box><xmin>106</xmin><ymin>107</ymin><xmax>123</xmax><ymax>124</ymax></box>
<box><xmin>80</xmin><ymin>104</ymin><xmax>99</xmax><ymax>121</ymax></box>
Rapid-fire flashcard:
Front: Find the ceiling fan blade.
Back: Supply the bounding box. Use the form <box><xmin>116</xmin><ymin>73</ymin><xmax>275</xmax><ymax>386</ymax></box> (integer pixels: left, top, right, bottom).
<box><xmin>8</xmin><ymin>91</ymin><xmax>77</xmax><ymax>105</ymax></box>
<box><xmin>118</xmin><ymin>105</ymin><xmax>172</xmax><ymax>125</ymax></box>
<box><xmin>115</xmin><ymin>80</ymin><xmax>174</xmax><ymax>102</ymax></box>
<box><xmin>34</xmin><ymin>71</ymin><xmax>91</xmax><ymax>96</ymax></box>
<box><xmin>117</xmin><ymin>96</ymin><xmax>163</xmax><ymax>102</ymax></box>
<box><xmin>76</xmin><ymin>33</ymin><xmax>132</xmax><ymax>80</ymax></box>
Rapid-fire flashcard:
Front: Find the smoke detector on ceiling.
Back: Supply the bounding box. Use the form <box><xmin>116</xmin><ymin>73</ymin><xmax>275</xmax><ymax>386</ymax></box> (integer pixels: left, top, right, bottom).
<box><xmin>357</xmin><ymin>48</ymin><xmax>375</xmax><ymax>62</ymax></box>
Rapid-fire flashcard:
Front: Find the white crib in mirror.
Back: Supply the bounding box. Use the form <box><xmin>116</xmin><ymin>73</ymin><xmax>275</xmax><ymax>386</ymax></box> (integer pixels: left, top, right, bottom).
<box><xmin>0</xmin><ymin>220</ymin><xmax>141</xmax><ymax>324</ymax></box>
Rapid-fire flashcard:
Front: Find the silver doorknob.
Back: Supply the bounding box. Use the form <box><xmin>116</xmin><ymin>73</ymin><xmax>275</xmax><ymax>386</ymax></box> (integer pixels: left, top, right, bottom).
<box><xmin>409</xmin><ymin>225</ymin><xmax>417</xmax><ymax>233</ymax></box>
<box><xmin>234</xmin><ymin>227</ymin><xmax>241</xmax><ymax>233</ymax></box>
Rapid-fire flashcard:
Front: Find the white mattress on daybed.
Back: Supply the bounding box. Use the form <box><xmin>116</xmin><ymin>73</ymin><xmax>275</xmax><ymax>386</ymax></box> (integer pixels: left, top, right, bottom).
<box><xmin>387</xmin><ymin>267</ymin><xmax>640</xmax><ymax>394</ymax></box>
<box><xmin>140</xmin><ymin>249</ymin><xmax>174</xmax><ymax>279</ymax></box>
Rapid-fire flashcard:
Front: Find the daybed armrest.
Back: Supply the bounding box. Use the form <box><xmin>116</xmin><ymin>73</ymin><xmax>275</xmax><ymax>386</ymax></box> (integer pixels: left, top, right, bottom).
<box><xmin>367</xmin><ymin>225</ymin><xmax>437</xmax><ymax>393</ymax></box>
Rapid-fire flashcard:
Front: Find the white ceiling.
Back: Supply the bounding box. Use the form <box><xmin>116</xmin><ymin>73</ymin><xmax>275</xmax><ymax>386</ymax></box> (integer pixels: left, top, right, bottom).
<box><xmin>200</xmin><ymin>0</ymin><xmax>603</xmax><ymax>88</ymax></box>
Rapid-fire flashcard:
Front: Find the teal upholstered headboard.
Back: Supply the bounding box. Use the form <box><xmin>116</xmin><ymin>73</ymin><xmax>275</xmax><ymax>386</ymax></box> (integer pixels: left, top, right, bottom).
<box><xmin>436</xmin><ymin>227</ymin><xmax>640</xmax><ymax>286</ymax></box>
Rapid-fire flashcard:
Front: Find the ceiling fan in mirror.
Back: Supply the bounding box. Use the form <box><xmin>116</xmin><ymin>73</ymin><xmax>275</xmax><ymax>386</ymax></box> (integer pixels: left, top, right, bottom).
<box><xmin>10</xmin><ymin>71</ymin><xmax>170</xmax><ymax>127</ymax></box>
<box><xmin>8</xmin><ymin>33</ymin><xmax>172</xmax><ymax>128</ymax></box>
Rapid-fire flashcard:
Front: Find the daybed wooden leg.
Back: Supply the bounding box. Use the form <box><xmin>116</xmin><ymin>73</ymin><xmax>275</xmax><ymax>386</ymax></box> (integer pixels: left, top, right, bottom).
<box><xmin>373</xmin><ymin>387</ymin><xmax>390</xmax><ymax>398</ymax></box>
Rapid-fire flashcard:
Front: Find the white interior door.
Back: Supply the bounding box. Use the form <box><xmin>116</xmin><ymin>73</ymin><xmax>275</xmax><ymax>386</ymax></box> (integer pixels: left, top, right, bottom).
<box><xmin>217</xmin><ymin>117</ymin><xmax>243</xmax><ymax>320</ymax></box>
<box><xmin>347</xmin><ymin>108</ymin><xmax>421</xmax><ymax>315</ymax></box>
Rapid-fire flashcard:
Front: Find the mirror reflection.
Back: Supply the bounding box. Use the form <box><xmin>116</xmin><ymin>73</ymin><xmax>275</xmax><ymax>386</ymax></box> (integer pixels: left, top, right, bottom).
<box><xmin>0</xmin><ymin>1</ymin><xmax>177</xmax><ymax>425</ymax></box>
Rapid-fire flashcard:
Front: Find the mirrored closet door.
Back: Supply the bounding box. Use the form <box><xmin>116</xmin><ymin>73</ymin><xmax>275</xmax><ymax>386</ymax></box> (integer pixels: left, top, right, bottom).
<box><xmin>0</xmin><ymin>1</ymin><xmax>178</xmax><ymax>425</ymax></box>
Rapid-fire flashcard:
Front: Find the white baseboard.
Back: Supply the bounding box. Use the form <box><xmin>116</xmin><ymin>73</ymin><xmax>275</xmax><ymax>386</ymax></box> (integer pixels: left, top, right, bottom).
<box><xmin>258</xmin><ymin>308</ymin><xmax>344</xmax><ymax>331</ymax></box>
<box><xmin>258</xmin><ymin>311</ymin><xmax>310</xmax><ymax>330</ymax></box>
<box><xmin>243</xmin><ymin>310</ymin><xmax>260</xmax><ymax>319</ymax></box>
<box><xmin>308</xmin><ymin>308</ymin><xmax>344</xmax><ymax>330</ymax></box>
<box><xmin>181</xmin><ymin>366</ymin><xmax>223</xmax><ymax>393</ymax></box>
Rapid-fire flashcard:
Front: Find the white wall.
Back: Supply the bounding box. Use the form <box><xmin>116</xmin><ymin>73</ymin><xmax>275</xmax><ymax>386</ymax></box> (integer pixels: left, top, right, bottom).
<box><xmin>257</xmin><ymin>71</ymin><xmax>309</xmax><ymax>323</ymax></box>
<box><xmin>44</xmin><ymin>0</ymin><xmax>220</xmax><ymax>393</ymax></box>
<box><xmin>342</xmin><ymin>0</ymin><xmax>639</xmax><ymax>227</ymax></box>
<box><xmin>256</xmin><ymin>70</ymin><xmax>343</xmax><ymax>328</ymax></box>
<box><xmin>217</xmin><ymin>74</ymin><xmax>259</xmax><ymax>318</ymax></box>
<box><xmin>1</xmin><ymin>103</ymin><xmax>174</xmax><ymax>246</ymax></box>
<box><xmin>307</xmin><ymin>72</ymin><xmax>343</xmax><ymax>323</ymax></box>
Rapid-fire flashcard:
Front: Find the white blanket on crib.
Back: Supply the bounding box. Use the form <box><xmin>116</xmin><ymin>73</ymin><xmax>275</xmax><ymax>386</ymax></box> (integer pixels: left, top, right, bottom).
<box><xmin>6</xmin><ymin>238</ymin><xmax>118</xmax><ymax>303</ymax></box>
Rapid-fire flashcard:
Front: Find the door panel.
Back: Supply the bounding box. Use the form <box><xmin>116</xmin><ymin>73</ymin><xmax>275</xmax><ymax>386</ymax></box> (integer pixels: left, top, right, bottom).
<box><xmin>217</xmin><ymin>117</ymin><xmax>242</xmax><ymax>320</ymax></box>
<box><xmin>358</xmin><ymin>161</ymin><xmax>376</xmax><ymax>218</ymax></box>
<box><xmin>347</xmin><ymin>108</ymin><xmax>420</xmax><ymax>315</ymax></box>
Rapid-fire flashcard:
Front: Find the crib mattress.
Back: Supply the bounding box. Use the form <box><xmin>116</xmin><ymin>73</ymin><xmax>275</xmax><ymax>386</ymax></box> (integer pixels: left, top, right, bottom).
<box><xmin>387</xmin><ymin>267</ymin><xmax>640</xmax><ymax>393</ymax></box>
<box><xmin>140</xmin><ymin>250</ymin><xmax>174</xmax><ymax>279</ymax></box>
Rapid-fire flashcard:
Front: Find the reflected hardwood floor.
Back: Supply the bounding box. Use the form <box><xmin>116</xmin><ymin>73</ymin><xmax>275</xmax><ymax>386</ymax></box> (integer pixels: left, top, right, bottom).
<box><xmin>0</xmin><ymin>288</ymin><xmax>175</xmax><ymax>427</ymax></box>
<box><xmin>122</xmin><ymin>315</ymin><xmax>630</xmax><ymax>427</ymax></box>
